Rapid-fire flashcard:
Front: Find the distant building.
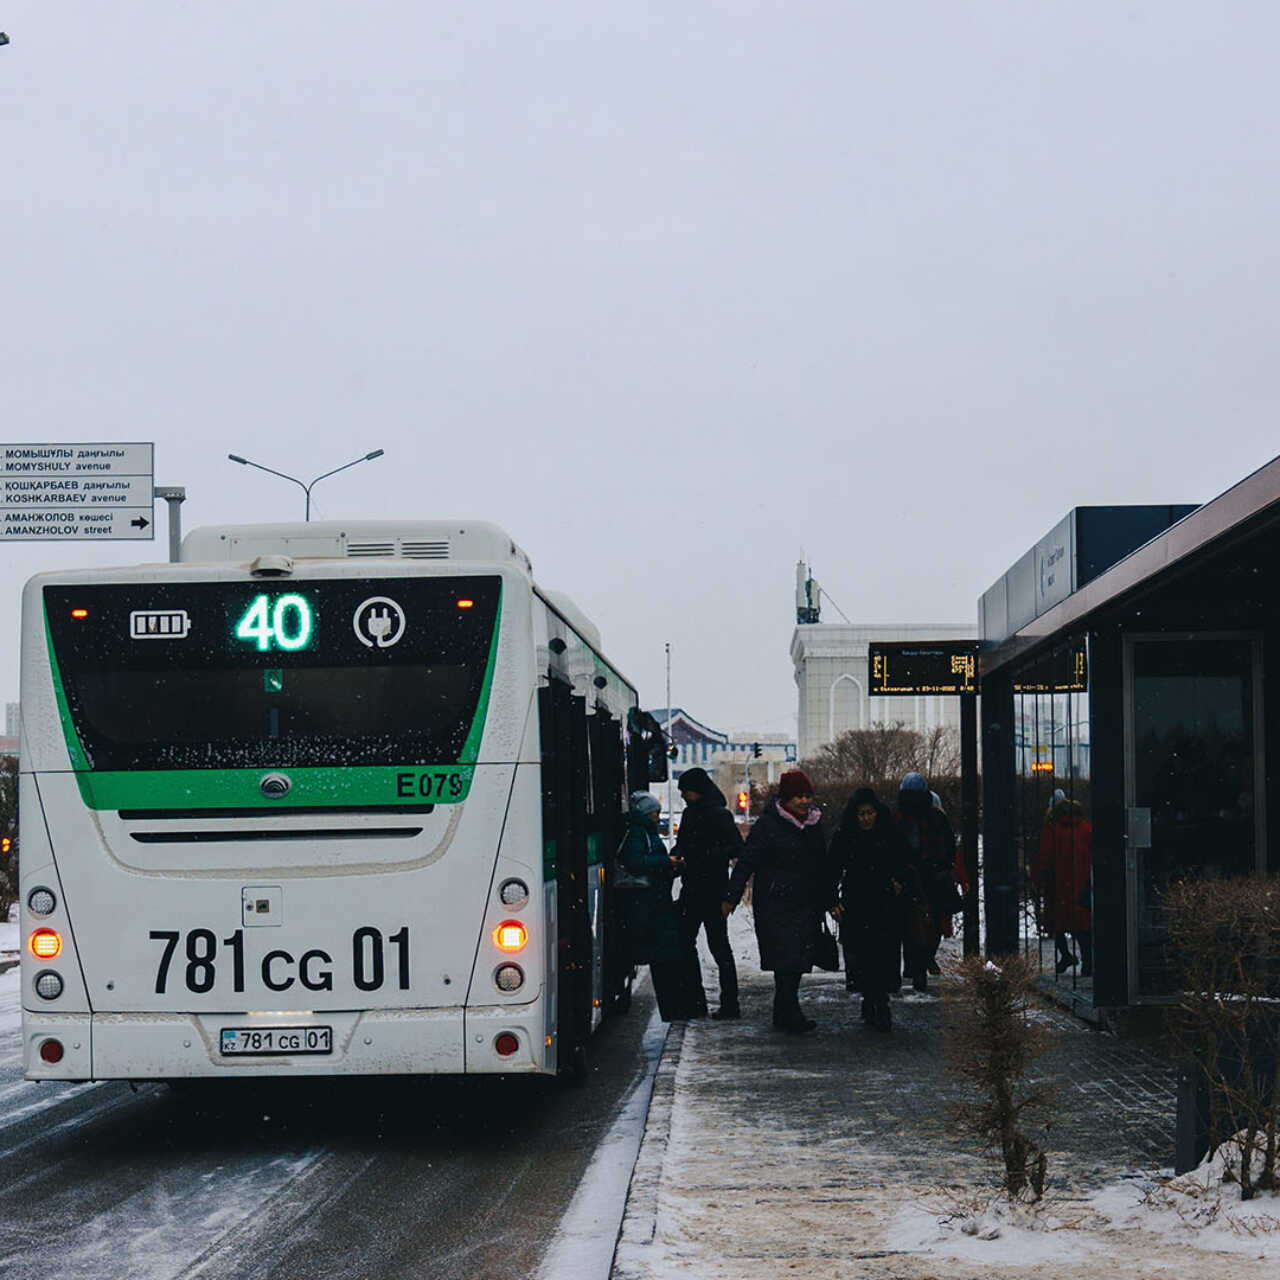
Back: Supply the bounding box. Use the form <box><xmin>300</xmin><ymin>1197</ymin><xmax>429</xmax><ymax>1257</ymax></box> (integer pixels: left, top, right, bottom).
<box><xmin>790</xmin><ymin>563</ymin><xmax>975</xmax><ymax>762</ymax></box>
<box><xmin>647</xmin><ymin>707</ymin><xmax>796</xmax><ymax>814</ymax></box>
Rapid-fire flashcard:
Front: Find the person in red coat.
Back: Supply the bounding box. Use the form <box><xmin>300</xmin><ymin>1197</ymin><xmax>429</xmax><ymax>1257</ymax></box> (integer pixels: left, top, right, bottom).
<box><xmin>1034</xmin><ymin>791</ymin><xmax>1093</xmax><ymax>976</ymax></box>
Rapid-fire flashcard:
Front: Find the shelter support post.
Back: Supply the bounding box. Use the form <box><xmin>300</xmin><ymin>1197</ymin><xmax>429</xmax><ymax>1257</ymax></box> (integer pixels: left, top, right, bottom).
<box><xmin>960</xmin><ymin>692</ymin><xmax>980</xmax><ymax>956</ymax></box>
<box><xmin>980</xmin><ymin>669</ymin><xmax>1018</xmax><ymax>956</ymax></box>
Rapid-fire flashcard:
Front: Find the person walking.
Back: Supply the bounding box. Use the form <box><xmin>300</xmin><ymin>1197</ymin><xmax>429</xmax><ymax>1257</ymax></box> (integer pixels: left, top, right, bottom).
<box><xmin>618</xmin><ymin>792</ymin><xmax>696</xmax><ymax>1020</ymax></box>
<box><xmin>1034</xmin><ymin>789</ymin><xmax>1094</xmax><ymax>977</ymax></box>
<box><xmin>673</xmin><ymin>767</ymin><xmax>742</xmax><ymax>1019</ymax></box>
<box><xmin>722</xmin><ymin>770</ymin><xmax>831</xmax><ymax>1034</ymax></box>
<box><xmin>830</xmin><ymin>786</ymin><xmax>909</xmax><ymax>1031</ymax></box>
<box><xmin>894</xmin><ymin>772</ymin><xmax>958</xmax><ymax>993</ymax></box>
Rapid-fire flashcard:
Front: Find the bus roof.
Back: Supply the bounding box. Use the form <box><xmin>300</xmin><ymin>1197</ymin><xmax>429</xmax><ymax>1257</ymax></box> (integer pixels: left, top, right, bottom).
<box><xmin>181</xmin><ymin>521</ymin><xmax>533</xmax><ymax>574</ymax></box>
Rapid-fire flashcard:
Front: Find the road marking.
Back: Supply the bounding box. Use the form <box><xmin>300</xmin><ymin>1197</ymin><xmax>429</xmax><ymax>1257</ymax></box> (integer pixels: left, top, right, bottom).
<box><xmin>535</xmin><ymin>1005</ymin><xmax>668</xmax><ymax>1280</ymax></box>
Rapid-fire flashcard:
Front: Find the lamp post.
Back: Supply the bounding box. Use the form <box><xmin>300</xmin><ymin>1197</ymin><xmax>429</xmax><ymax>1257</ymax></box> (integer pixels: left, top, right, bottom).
<box><xmin>227</xmin><ymin>450</ymin><xmax>384</xmax><ymax>521</ymax></box>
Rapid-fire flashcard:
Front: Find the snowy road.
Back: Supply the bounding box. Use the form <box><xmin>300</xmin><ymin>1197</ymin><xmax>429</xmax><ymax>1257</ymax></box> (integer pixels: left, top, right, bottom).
<box><xmin>0</xmin><ymin>967</ymin><xmax>659</xmax><ymax>1278</ymax></box>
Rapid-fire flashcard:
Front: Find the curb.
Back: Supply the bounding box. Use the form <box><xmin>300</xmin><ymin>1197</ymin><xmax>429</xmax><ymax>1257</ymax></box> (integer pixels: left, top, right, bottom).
<box><xmin>614</xmin><ymin>1017</ymin><xmax>685</xmax><ymax>1262</ymax></box>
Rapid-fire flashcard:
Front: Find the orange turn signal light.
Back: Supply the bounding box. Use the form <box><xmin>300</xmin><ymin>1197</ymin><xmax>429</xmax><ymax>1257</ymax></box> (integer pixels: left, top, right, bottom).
<box><xmin>456</xmin><ymin>599</ymin><xmax>474</xmax><ymax>609</ymax></box>
<box><xmin>29</xmin><ymin>928</ymin><xmax>62</xmax><ymax>959</ymax></box>
<box><xmin>493</xmin><ymin>921</ymin><xmax>528</xmax><ymax>952</ymax></box>
<box><xmin>71</xmin><ymin>609</ymin><xmax>89</xmax><ymax>620</ymax></box>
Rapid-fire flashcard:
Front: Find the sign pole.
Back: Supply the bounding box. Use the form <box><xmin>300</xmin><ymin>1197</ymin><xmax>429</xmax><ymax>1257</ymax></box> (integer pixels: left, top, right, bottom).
<box><xmin>960</xmin><ymin>692</ymin><xmax>979</xmax><ymax>956</ymax></box>
<box><xmin>153</xmin><ymin>486</ymin><xmax>186</xmax><ymax>563</ymax></box>
<box><xmin>665</xmin><ymin>643</ymin><xmax>673</xmax><ymax>829</ymax></box>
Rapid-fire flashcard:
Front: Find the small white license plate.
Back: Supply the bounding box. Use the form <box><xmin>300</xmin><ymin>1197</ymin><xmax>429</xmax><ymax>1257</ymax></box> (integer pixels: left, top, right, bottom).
<box><xmin>220</xmin><ymin>1026</ymin><xmax>333</xmax><ymax>1056</ymax></box>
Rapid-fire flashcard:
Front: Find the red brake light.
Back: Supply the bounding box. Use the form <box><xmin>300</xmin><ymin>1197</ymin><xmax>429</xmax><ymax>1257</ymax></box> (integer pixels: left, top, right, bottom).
<box><xmin>29</xmin><ymin>929</ymin><xmax>62</xmax><ymax>959</ymax></box>
<box><xmin>494</xmin><ymin>1032</ymin><xmax>519</xmax><ymax>1057</ymax></box>
<box><xmin>494</xmin><ymin>921</ymin><xmax>528</xmax><ymax>952</ymax></box>
<box><xmin>39</xmin><ymin>1039</ymin><xmax>65</xmax><ymax>1064</ymax></box>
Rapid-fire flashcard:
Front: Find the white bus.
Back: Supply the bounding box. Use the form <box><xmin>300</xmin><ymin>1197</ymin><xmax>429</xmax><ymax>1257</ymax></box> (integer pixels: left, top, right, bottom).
<box><xmin>18</xmin><ymin>521</ymin><xmax>664</xmax><ymax>1082</ymax></box>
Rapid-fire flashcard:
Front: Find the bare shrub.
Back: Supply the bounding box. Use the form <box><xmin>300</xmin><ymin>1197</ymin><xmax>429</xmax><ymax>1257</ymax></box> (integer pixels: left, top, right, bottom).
<box><xmin>1164</xmin><ymin>875</ymin><xmax>1280</xmax><ymax>1200</ymax></box>
<box><xmin>946</xmin><ymin>954</ymin><xmax>1056</xmax><ymax>1200</ymax></box>
<box><xmin>800</xmin><ymin>723</ymin><xmax>965</xmax><ymax>818</ymax></box>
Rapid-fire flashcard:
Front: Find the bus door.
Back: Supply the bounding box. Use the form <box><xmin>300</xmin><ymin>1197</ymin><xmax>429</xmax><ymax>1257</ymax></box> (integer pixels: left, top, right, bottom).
<box><xmin>539</xmin><ymin>678</ymin><xmax>591</xmax><ymax>1073</ymax></box>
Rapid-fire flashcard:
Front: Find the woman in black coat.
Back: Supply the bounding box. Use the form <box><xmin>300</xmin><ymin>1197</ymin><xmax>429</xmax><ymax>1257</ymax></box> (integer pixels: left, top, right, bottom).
<box><xmin>722</xmin><ymin>770</ymin><xmax>832</xmax><ymax>1034</ymax></box>
<box><xmin>830</xmin><ymin>787</ymin><xmax>909</xmax><ymax>1031</ymax></box>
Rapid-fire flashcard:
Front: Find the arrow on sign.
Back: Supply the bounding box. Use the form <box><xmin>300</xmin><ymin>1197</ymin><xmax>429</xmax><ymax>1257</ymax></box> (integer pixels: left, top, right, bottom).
<box><xmin>130</xmin><ymin>516</ymin><xmax>150</xmax><ymax>530</ymax></box>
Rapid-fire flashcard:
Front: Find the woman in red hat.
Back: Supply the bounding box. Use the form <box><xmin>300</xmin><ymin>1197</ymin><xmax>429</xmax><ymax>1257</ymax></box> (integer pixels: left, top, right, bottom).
<box><xmin>722</xmin><ymin>770</ymin><xmax>832</xmax><ymax>1034</ymax></box>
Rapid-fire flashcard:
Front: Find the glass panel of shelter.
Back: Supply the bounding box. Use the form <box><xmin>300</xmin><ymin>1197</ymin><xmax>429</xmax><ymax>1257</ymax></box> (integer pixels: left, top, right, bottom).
<box><xmin>1016</xmin><ymin>639</ymin><xmax>1093</xmax><ymax>998</ymax></box>
<box><xmin>1127</xmin><ymin>635</ymin><xmax>1259</xmax><ymax>998</ymax></box>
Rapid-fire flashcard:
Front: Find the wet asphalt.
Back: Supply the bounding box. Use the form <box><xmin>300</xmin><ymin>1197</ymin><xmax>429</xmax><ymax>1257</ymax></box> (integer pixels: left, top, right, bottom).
<box><xmin>0</xmin><ymin>986</ymin><xmax>658</xmax><ymax>1280</ymax></box>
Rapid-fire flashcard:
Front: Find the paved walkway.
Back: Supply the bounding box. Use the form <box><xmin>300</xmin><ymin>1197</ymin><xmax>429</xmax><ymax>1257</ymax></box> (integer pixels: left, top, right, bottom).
<box><xmin>612</xmin><ymin>916</ymin><xmax>1278</xmax><ymax>1279</ymax></box>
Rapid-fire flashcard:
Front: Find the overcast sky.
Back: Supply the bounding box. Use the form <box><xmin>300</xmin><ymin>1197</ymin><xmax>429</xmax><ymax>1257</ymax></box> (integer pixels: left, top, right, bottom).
<box><xmin>3</xmin><ymin>3</ymin><xmax>1278</xmax><ymax>735</ymax></box>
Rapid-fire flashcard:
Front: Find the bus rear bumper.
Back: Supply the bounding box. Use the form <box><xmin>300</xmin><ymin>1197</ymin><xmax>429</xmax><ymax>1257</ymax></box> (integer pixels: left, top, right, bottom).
<box><xmin>22</xmin><ymin>1012</ymin><xmax>92</xmax><ymax>1080</ymax></box>
<box><xmin>24</xmin><ymin>1004</ymin><xmax>553</xmax><ymax>1080</ymax></box>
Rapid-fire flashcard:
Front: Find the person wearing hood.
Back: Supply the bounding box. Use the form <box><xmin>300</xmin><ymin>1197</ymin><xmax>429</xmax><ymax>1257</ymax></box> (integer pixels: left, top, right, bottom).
<box><xmin>673</xmin><ymin>767</ymin><xmax>742</xmax><ymax>1019</ymax></box>
<box><xmin>894</xmin><ymin>771</ymin><xmax>958</xmax><ymax>993</ymax></box>
<box><xmin>618</xmin><ymin>791</ymin><xmax>697</xmax><ymax>1021</ymax></box>
<box><xmin>722</xmin><ymin>770</ymin><xmax>832</xmax><ymax>1034</ymax></box>
<box><xmin>1034</xmin><ymin>789</ymin><xmax>1093</xmax><ymax>976</ymax></box>
<box><xmin>830</xmin><ymin>787</ymin><xmax>909</xmax><ymax>1031</ymax></box>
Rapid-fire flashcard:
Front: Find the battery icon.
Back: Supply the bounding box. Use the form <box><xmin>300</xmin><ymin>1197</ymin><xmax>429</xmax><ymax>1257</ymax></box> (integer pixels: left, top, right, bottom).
<box><xmin>129</xmin><ymin>609</ymin><xmax>191</xmax><ymax>640</ymax></box>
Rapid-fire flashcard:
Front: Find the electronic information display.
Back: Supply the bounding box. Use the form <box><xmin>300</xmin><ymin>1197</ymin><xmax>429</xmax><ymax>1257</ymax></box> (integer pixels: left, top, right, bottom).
<box><xmin>1013</xmin><ymin>641</ymin><xmax>1088</xmax><ymax>694</ymax></box>
<box><xmin>868</xmin><ymin>641</ymin><xmax>979</xmax><ymax>696</ymax></box>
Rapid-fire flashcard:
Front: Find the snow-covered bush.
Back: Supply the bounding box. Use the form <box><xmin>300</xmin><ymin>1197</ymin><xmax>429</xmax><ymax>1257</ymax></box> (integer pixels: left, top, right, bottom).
<box><xmin>1164</xmin><ymin>874</ymin><xmax>1280</xmax><ymax>1200</ymax></box>
<box><xmin>946</xmin><ymin>954</ymin><xmax>1056</xmax><ymax>1200</ymax></box>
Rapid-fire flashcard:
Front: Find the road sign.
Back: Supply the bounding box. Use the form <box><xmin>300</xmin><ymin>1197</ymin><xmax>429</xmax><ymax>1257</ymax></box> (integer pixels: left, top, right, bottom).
<box><xmin>1</xmin><ymin>443</ymin><xmax>155</xmax><ymax>540</ymax></box>
<box><xmin>868</xmin><ymin>640</ymin><xmax>979</xmax><ymax>696</ymax></box>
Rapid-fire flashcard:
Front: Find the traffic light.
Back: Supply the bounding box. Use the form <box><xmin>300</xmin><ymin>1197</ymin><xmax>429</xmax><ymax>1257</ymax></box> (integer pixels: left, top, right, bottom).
<box><xmin>752</xmin><ymin>742</ymin><xmax>761</xmax><ymax>758</ymax></box>
<box><xmin>667</xmin><ymin>743</ymin><xmax>679</xmax><ymax>760</ymax></box>
<box><xmin>736</xmin><ymin>790</ymin><xmax>749</xmax><ymax>814</ymax></box>
<box><xmin>1</xmin><ymin>837</ymin><xmax>10</xmax><ymax>854</ymax></box>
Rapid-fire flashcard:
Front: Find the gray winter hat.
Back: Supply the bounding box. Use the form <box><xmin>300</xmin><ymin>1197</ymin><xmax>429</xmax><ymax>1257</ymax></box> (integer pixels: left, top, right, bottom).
<box><xmin>630</xmin><ymin>791</ymin><xmax>662</xmax><ymax>816</ymax></box>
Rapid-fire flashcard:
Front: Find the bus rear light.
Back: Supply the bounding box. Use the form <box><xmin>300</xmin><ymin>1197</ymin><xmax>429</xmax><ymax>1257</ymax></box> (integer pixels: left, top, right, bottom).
<box><xmin>27</xmin><ymin>887</ymin><xmax>56</xmax><ymax>916</ymax></box>
<box><xmin>71</xmin><ymin>608</ymin><xmax>89</xmax><ymax>620</ymax></box>
<box><xmin>29</xmin><ymin>929</ymin><xmax>62</xmax><ymax>959</ymax></box>
<box><xmin>39</xmin><ymin>1039</ymin><xmax>64</xmax><ymax>1064</ymax></box>
<box><xmin>494</xmin><ymin>921</ymin><xmax>527</xmax><ymax>952</ymax></box>
<box><xmin>456</xmin><ymin>599</ymin><xmax>474</xmax><ymax>609</ymax></box>
<box><xmin>494</xmin><ymin>1032</ymin><xmax>519</xmax><ymax>1057</ymax></box>
<box><xmin>494</xmin><ymin>964</ymin><xmax>524</xmax><ymax>992</ymax></box>
<box><xmin>34</xmin><ymin>971</ymin><xmax>64</xmax><ymax>1000</ymax></box>
<box><xmin>498</xmin><ymin>878</ymin><xmax>529</xmax><ymax>908</ymax></box>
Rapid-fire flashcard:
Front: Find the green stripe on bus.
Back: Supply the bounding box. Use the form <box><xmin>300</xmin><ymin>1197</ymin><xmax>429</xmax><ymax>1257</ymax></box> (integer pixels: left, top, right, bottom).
<box><xmin>43</xmin><ymin>613</ymin><xmax>90</xmax><ymax>772</ymax></box>
<box><xmin>586</xmin><ymin>832</ymin><xmax>603</xmax><ymax>865</ymax></box>
<box><xmin>71</xmin><ymin>765</ymin><xmax>477</xmax><ymax>811</ymax></box>
<box><xmin>459</xmin><ymin>582</ymin><xmax>503</xmax><ymax>765</ymax></box>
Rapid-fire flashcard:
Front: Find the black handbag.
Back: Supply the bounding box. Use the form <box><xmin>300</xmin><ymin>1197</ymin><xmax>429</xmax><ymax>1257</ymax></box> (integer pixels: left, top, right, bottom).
<box><xmin>814</xmin><ymin>920</ymin><xmax>840</xmax><ymax>972</ymax></box>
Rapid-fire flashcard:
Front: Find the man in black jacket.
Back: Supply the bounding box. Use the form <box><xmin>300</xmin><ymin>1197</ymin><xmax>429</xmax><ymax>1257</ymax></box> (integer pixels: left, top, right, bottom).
<box><xmin>673</xmin><ymin>768</ymin><xmax>741</xmax><ymax>1019</ymax></box>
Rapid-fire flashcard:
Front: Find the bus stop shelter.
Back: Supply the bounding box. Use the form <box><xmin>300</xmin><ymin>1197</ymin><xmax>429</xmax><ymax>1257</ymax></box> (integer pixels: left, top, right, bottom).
<box><xmin>979</xmin><ymin>455</ymin><xmax>1280</xmax><ymax>1018</ymax></box>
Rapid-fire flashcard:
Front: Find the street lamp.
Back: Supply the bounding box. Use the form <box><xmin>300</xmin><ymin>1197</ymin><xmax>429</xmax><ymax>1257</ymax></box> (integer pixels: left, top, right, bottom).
<box><xmin>227</xmin><ymin>449</ymin><xmax>385</xmax><ymax>521</ymax></box>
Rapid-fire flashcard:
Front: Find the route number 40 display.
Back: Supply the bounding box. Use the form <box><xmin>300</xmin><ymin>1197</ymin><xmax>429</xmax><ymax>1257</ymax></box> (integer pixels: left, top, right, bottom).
<box><xmin>234</xmin><ymin>593</ymin><xmax>314</xmax><ymax>652</ymax></box>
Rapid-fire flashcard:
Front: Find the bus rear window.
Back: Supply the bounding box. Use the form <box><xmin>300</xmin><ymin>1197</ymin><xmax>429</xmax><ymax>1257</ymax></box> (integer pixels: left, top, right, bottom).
<box><xmin>43</xmin><ymin>577</ymin><xmax>501</xmax><ymax>771</ymax></box>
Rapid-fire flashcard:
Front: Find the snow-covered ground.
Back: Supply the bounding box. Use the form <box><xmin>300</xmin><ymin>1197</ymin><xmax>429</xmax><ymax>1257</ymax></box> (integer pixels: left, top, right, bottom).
<box><xmin>615</xmin><ymin>912</ymin><xmax>1280</xmax><ymax>1280</ymax></box>
<box><xmin>1</xmin><ymin>902</ymin><xmax>17</xmax><ymax>966</ymax></box>
<box><xmin>884</xmin><ymin>1149</ymin><xmax>1280</xmax><ymax>1275</ymax></box>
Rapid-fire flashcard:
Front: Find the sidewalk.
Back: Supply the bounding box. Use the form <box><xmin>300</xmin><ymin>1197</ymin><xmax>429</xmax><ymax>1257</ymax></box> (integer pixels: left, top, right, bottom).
<box><xmin>612</xmin><ymin>915</ymin><xmax>1280</xmax><ymax>1279</ymax></box>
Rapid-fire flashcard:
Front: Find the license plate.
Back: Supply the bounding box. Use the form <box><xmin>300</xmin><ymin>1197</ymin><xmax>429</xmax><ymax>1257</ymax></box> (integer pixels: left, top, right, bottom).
<box><xmin>219</xmin><ymin>1026</ymin><xmax>333</xmax><ymax>1056</ymax></box>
